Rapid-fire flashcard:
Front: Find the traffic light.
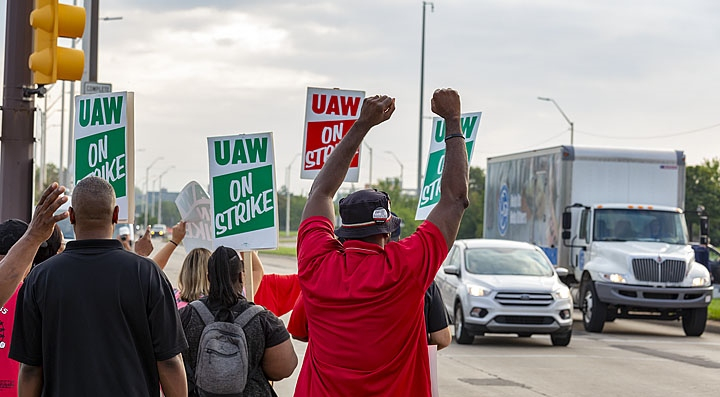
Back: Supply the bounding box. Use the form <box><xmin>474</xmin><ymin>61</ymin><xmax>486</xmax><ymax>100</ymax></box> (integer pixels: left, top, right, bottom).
<box><xmin>29</xmin><ymin>0</ymin><xmax>86</xmax><ymax>85</ymax></box>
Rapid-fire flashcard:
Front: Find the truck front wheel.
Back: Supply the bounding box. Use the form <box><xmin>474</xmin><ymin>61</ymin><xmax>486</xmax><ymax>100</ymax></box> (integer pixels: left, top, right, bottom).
<box><xmin>582</xmin><ymin>280</ymin><xmax>607</xmax><ymax>333</ymax></box>
<box><xmin>682</xmin><ymin>307</ymin><xmax>707</xmax><ymax>337</ymax></box>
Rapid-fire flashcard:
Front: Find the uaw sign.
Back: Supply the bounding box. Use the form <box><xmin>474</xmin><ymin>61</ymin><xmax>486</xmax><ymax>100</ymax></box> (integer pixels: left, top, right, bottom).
<box><xmin>175</xmin><ymin>181</ymin><xmax>213</xmax><ymax>252</ymax></box>
<box><xmin>74</xmin><ymin>91</ymin><xmax>135</xmax><ymax>222</ymax></box>
<box><xmin>207</xmin><ymin>132</ymin><xmax>278</xmax><ymax>250</ymax></box>
<box><xmin>301</xmin><ymin>87</ymin><xmax>365</xmax><ymax>182</ymax></box>
<box><xmin>415</xmin><ymin>112</ymin><xmax>482</xmax><ymax>220</ymax></box>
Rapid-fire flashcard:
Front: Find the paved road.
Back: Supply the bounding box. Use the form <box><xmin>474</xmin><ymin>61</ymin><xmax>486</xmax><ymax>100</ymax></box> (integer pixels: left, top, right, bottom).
<box><xmin>162</xmin><ymin>246</ymin><xmax>720</xmax><ymax>397</ymax></box>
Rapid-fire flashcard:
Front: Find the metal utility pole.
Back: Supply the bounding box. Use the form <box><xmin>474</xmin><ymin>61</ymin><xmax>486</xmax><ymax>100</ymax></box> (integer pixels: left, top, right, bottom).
<box><xmin>1</xmin><ymin>0</ymin><xmax>35</xmax><ymax>221</ymax></box>
<box><xmin>144</xmin><ymin>157</ymin><xmax>163</xmax><ymax>227</ymax></box>
<box><xmin>417</xmin><ymin>1</ymin><xmax>434</xmax><ymax>197</ymax></box>
<box><xmin>537</xmin><ymin>96</ymin><xmax>574</xmax><ymax>145</ymax></box>
<box><xmin>82</xmin><ymin>0</ymin><xmax>99</xmax><ymax>83</ymax></box>
<box><xmin>363</xmin><ymin>141</ymin><xmax>373</xmax><ymax>187</ymax></box>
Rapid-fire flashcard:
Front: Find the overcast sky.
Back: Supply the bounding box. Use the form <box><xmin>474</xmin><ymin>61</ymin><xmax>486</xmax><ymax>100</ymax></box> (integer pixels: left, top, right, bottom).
<box><xmin>2</xmin><ymin>0</ymin><xmax>720</xmax><ymax>195</ymax></box>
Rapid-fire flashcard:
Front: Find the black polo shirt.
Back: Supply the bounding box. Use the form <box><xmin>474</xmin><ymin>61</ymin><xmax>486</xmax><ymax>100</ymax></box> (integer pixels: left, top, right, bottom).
<box><xmin>10</xmin><ymin>239</ymin><xmax>187</xmax><ymax>396</ymax></box>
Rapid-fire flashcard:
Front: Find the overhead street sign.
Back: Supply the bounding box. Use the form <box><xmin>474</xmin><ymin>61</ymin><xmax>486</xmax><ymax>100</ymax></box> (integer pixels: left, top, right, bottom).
<box><xmin>82</xmin><ymin>81</ymin><xmax>112</xmax><ymax>94</ymax></box>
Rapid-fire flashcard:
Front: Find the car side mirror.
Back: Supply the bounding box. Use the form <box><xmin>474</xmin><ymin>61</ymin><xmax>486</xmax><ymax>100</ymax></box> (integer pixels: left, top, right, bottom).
<box><xmin>555</xmin><ymin>267</ymin><xmax>569</xmax><ymax>278</ymax></box>
<box><xmin>443</xmin><ymin>266</ymin><xmax>460</xmax><ymax>276</ymax></box>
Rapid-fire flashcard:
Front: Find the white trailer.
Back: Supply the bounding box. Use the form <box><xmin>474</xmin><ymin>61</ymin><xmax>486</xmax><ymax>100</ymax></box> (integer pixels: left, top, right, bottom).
<box><xmin>484</xmin><ymin>146</ymin><xmax>713</xmax><ymax>336</ymax></box>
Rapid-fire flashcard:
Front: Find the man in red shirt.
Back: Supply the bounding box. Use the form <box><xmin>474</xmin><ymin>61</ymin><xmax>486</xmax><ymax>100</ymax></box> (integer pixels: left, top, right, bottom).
<box><xmin>294</xmin><ymin>89</ymin><xmax>469</xmax><ymax>397</ymax></box>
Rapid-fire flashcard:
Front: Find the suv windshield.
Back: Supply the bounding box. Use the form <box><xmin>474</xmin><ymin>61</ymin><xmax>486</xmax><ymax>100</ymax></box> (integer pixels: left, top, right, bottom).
<box><xmin>593</xmin><ymin>209</ymin><xmax>688</xmax><ymax>244</ymax></box>
<box><xmin>465</xmin><ymin>247</ymin><xmax>554</xmax><ymax>276</ymax></box>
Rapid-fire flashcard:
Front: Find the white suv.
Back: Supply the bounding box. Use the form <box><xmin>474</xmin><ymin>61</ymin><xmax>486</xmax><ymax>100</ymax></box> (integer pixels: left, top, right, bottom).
<box><xmin>435</xmin><ymin>239</ymin><xmax>573</xmax><ymax>346</ymax></box>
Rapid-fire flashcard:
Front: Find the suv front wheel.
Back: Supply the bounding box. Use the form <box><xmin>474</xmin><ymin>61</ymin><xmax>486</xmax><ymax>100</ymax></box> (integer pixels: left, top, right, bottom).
<box><xmin>454</xmin><ymin>304</ymin><xmax>474</xmax><ymax>345</ymax></box>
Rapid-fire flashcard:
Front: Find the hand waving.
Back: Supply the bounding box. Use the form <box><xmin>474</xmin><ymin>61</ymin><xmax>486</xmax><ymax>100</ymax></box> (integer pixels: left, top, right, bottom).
<box><xmin>27</xmin><ymin>183</ymin><xmax>69</xmax><ymax>245</ymax></box>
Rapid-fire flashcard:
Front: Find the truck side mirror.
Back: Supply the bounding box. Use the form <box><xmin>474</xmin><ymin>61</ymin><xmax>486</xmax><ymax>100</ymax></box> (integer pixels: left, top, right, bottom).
<box><xmin>562</xmin><ymin>212</ymin><xmax>572</xmax><ymax>230</ymax></box>
<box><xmin>562</xmin><ymin>230</ymin><xmax>571</xmax><ymax>240</ymax></box>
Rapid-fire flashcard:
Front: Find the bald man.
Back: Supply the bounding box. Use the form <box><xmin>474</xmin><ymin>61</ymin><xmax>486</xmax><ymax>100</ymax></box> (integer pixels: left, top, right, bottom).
<box><xmin>10</xmin><ymin>177</ymin><xmax>188</xmax><ymax>397</ymax></box>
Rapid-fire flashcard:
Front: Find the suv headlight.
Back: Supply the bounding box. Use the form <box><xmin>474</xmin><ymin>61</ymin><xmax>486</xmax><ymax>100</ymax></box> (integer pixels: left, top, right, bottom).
<box><xmin>553</xmin><ymin>287</ymin><xmax>571</xmax><ymax>300</ymax></box>
<box><xmin>466</xmin><ymin>284</ymin><xmax>491</xmax><ymax>297</ymax></box>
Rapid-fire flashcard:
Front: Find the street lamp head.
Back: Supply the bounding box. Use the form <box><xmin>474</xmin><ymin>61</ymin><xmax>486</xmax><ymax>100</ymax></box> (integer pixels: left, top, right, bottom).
<box><xmin>537</xmin><ymin>96</ymin><xmax>551</xmax><ymax>102</ymax></box>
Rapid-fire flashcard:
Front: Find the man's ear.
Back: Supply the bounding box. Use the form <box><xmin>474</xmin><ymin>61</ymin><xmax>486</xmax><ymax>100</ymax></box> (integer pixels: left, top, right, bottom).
<box><xmin>112</xmin><ymin>206</ymin><xmax>119</xmax><ymax>224</ymax></box>
<box><xmin>69</xmin><ymin>207</ymin><xmax>76</xmax><ymax>224</ymax></box>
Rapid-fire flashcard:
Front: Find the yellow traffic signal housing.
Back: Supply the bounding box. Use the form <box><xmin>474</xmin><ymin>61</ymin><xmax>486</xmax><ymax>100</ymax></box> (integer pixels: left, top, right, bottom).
<box><xmin>29</xmin><ymin>0</ymin><xmax>86</xmax><ymax>85</ymax></box>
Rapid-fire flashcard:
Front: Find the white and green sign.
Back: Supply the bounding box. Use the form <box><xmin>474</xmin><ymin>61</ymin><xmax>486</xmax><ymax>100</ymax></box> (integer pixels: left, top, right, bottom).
<box><xmin>74</xmin><ymin>91</ymin><xmax>135</xmax><ymax>222</ymax></box>
<box><xmin>415</xmin><ymin>112</ymin><xmax>482</xmax><ymax>220</ymax></box>
<box><xmin>207</xmin><ymin>132</ymin><xmax>278</xmax><ymax>250</ymax></box>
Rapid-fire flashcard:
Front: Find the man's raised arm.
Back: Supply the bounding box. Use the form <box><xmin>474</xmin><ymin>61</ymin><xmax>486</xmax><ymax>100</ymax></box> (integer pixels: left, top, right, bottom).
<box><xmin>301</xmin><ymin>95</ymin><xmax>396</xmax><ymax>222</ymax></box>
<box><xmin>425</xmin><ymin>89</ymin><xmax>470</xmax><ymax>249</ymax></box>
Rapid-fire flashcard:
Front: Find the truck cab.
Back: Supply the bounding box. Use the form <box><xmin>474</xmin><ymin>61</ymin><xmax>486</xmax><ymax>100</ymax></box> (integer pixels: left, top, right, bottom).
<box><xmin>563</xmin><ymin>204</ymin><xmax>713</xmax><ymax>336</ymax></box>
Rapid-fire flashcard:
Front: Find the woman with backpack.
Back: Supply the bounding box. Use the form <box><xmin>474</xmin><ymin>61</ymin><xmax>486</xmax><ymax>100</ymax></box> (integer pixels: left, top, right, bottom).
<box><xmin>179</xmin><ymin>246</ymin><xmax>298</xmax><ymax>396</ymax></box>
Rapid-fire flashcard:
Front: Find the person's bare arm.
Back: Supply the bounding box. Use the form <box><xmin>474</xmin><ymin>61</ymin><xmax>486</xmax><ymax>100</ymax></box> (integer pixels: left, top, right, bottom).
<box><xmin>425</xmin><ymin>89</ymin><xmax>470</xmax><ymax>249</ymax></box>
<box><xmin>134</xmin><ymin>226</ymin><xmax>154</xmax><ymax>257</ymax></box>
<box><xmin>152</xmin><ymin>221</ymin><xmax>186</xmax><ymax>270</ymax></box>
<box><xmin>17</xmin><ymin>364</ymin><xmax>43</xmax><ymax>397</ymax></box>
<box><xmin>0</xmin><ymin>183</ymin><xmax>68</xmax><ymax>306</ymax></box>
<box><xmin>261</xmin><ymin>339</ymin><xmax>298</xmax><ymax>381</ymax></box>
<box><xmin>251</xmin><ymin>251</ymin><xmax>264</xmax><ymax>296</ymax></box>
<box><xmin>429</xmin><ymin>327</ymin><xmax>452</xmax><ymax>350</ymax></box>
<box><xmin>157</xmin><ymin>354</ymin><xmax>187</xmax><ymax>397</ymax></box>
<box><xmin>301</xmin><ymin>95</ymin><xmax>396</xmax><ymax>222</ymax></box>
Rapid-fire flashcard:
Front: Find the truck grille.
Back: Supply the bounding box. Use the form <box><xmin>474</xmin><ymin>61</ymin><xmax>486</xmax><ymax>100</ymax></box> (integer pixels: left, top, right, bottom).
<box><xmin>495</xmin><ymin>292</ymin><xmax>554</xmax><ymax>306</ymax></box>
<box><xmin>631</xmin><ymin>259</ymin><xmax>686</xmax><ymax>282</ymax></box>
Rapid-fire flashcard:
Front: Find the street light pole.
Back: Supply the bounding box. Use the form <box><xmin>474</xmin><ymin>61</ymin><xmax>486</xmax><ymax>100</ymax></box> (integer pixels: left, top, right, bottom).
<box><xmin>537</xmin><ymin>96</ymin><xmax>574</xmax><ymax>145</ymax></box>
<box><xmin>285</xmin><ymin>154</ymin><xmax>300</xmax><ymax>236</ymax></box>
<box><xmin>157</xmin><ymin>166</ymin><xmax>175</xmax><ymax>225</ymax></box>
<box><xmin>144</xmin><ymin>157</ymin><xmax>163</xmax><ymax>227</ymax></box>
<box><xmin>363</xmin><ymin>141</ymin><xmax>373</xmax><ymax>187</ymax></box>
<box><xmin>418</xmin><ymin>1</ymin><xmax>434</xmax><ymax>197</ymax></box>
<box><xmin>385</xmin><ymin>151</ymin><xmax>404</xmax><ymax>190</ymax></box>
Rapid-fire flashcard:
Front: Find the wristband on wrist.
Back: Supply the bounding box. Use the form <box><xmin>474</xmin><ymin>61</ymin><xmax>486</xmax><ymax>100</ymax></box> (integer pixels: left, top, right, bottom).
<box><xmin>444</xmin><ymin>133</ymin><xmax>465</xmax><ymax>141</ymax></box>
<box><xmin>169</xmin><ymin>240</ymin><xmax>178</xmax><ymax>246</ymax></box>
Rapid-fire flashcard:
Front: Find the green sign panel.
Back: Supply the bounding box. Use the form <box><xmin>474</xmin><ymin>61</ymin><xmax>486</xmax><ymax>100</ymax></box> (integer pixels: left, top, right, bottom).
<box><xmin>416</xmin><ymin>112</ymin><xmax>482</xmax><ymax>220</ymax></box>
<box><xmin>75</xmin><ymin>127</ymin><xmax>127</xmax><ymax>196</ymax></box>
<box><xmin>212</xmin><ymin>165</ymin><xmax>275</xmax><ymax>238</ymax></box>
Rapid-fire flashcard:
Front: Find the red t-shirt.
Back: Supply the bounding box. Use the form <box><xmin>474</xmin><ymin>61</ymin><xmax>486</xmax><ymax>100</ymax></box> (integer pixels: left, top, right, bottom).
<box><xmin>287</xmin><ymin>292</ymin><xmax>308</xmax><ymax>340</ymax></box>
<box><xmin>294</xmin><ymin>216</ymin><xmax>448</xmax><ymax>397</ymax></box>
<box><xmin>254</xmin><ymin>273</ymin><xmax>301</xmax><ymax>317</ymax></box>
<box><xmin>0</xmin><ymin>284</ymin><xmax>21</xmax><ymax>396</ymax></box>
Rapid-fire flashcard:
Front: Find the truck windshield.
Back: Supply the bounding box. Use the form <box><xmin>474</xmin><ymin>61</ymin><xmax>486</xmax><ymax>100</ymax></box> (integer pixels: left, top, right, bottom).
<box><xmin>593</xmin><ymin>209</ymin><xmax>688</xmax><ymax>244</ymax></box>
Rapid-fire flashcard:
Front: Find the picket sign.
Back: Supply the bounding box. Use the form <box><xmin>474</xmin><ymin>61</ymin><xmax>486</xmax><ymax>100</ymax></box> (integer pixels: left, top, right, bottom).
<box><xmin>174</xmin><ymin>181</ymin><xmax>213</xmax><ymax>252</ymax></box>
<box><xmin>207</xmin><ymin>132</ymin><xmax>279</xmax><ymax>251</ymax></box>
<box><xmin>300</xmin><ymin>87</ymin><xmax>365</xmax><ymax>182</ymax></box>
<box><xmin>73</xmin><ymin>91</ymin><xmax>135</xmax><ymax>222</ymax></box>
<box><xmin>415</xmin><ymin>112</ymin><xmax>482</xmax><ymax>220</ymax></box>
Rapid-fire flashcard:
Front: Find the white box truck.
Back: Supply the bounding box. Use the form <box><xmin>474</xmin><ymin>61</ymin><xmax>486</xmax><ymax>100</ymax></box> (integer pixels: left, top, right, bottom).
<box><xmin>483</xmin><ymin>146</ymin><xmax>713</xmax><ymax>336</ymax></box>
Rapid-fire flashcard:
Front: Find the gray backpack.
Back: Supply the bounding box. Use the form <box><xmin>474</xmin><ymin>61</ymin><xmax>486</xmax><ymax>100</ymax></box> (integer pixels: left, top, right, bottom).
<box><xmin>190</xmin><ymin>301</ymin><xmax>265</xmax><ymax>396</ymax></box>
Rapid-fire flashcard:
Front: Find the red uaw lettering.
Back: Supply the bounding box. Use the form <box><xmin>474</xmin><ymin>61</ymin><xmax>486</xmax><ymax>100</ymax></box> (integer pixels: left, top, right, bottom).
<box><xmin>310</xmin><ymin>94</ymin><xmax>362</xmax><ymax>116</ymax></box>
<box><xmin>311</xmin><ymin>94</ymin><xmax>327</xmax><ymax>114</ymax></box>
<box><xmin>326</xmin><ymin>95</ymin><xmax>340</xmax><ymax>115</ymax></box>
<box><xmin>340</xmin><ymin>96</ymin><xmax>361</xmax><ymax>116</ymax></box>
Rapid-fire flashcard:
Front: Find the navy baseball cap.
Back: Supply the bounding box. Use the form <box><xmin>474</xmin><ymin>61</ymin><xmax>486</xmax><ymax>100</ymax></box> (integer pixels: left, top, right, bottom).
<box><xmin>335</xmin><ymin>189</ymin><xmax>401</xmax><ymax>239</ymax></box>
